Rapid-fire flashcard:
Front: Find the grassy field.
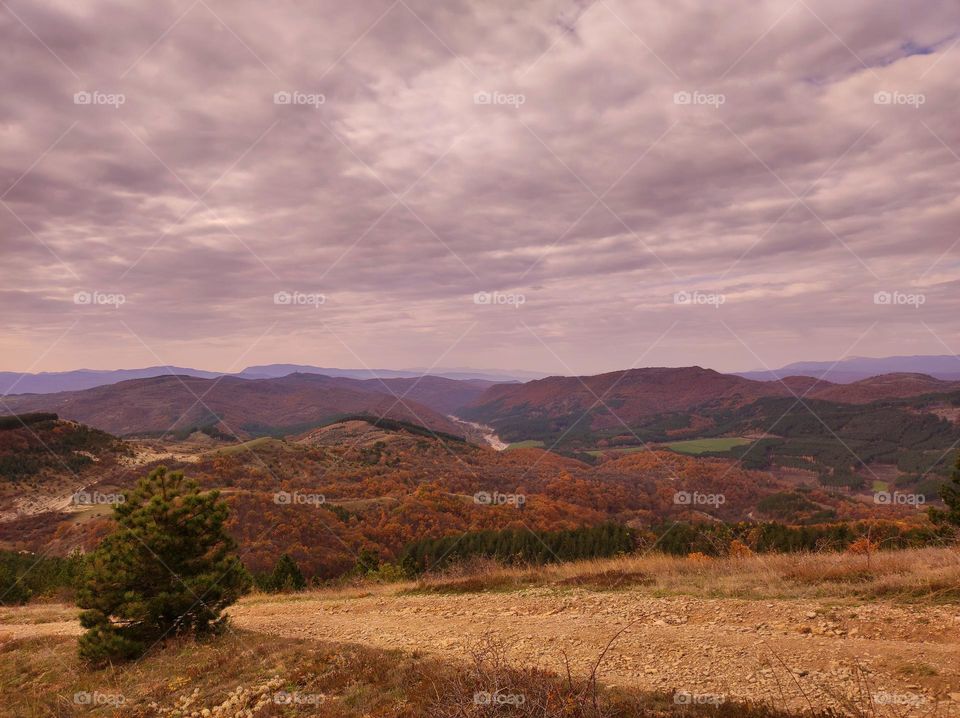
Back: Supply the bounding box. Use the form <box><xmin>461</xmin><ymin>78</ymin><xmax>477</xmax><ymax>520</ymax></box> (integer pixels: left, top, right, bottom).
<box><xmin>665</xmin><ymin>437</ymin><xmax>752</xmax><ymax>454</ymax></box>
<box><xmin>586</xmin><ymin>446</ymin><xmax>649</xmax><ymax>457</ymax></box>
<box><xmin>405</xmin><ymin>546</ymin><xmax>960</xmax><ymax>602</ymax></box>
<box><xmin>227</xmin><ymin>545</ymin><xmax>960</xmax><ymax>605</ymax></box>
<box><xmin>506</xmin><ymin>439</ymin><xmax>545</xmax><ymax>450</ymax></box>
<box><xmin>208</xmin><ymin>436</ymin><xmax>282</xmax><ymax>455</ymax></box>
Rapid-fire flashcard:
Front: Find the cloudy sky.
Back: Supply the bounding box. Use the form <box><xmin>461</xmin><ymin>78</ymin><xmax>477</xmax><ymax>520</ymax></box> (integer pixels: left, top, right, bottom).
<box><xmin>2</xmin><ymin>0</ymin><xmax>959</xmax><ymax>376</ymax></box>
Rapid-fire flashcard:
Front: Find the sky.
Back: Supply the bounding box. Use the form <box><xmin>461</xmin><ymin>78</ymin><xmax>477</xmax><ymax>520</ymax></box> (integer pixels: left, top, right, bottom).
<box><xmin>2</xmin><ymin>0</ymin><xmax>959</xmax><ymax>376</ymax></box>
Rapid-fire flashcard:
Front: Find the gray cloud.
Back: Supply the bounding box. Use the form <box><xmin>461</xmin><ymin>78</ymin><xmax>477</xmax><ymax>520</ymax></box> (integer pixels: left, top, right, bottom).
<box><xmin>1</xmin><ymin>0</ymin><xmax>959</xmax><ymax>375</ymax></box>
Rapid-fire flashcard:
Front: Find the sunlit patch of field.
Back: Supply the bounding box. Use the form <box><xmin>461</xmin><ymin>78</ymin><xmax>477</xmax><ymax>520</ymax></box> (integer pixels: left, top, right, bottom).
<box><xmin>506</xmin><ymin>440</ymin><xmax>545</xmax><ymax>450</ymax></box>
<box><xmin>665</xmin><ymin>437</ymin><xmax>752</xmax><ymax>454</ymax></box>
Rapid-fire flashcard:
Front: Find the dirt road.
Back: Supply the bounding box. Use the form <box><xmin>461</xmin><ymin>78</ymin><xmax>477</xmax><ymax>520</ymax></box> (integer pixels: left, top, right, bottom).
<box><xmin>231</xmin><ymin>588</ymin><xmax>960</xmax><ymax>715</ymax></box>
<box><xmin>5</xmin><ymin>588</ymin><xmax>959</xmax><ymax>715</ymax></box>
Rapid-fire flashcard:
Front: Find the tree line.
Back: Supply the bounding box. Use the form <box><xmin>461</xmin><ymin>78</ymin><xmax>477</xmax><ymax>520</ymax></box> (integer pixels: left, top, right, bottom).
<box><xmin>646</xmin><ymin>519</ymin><xmax>951</xmax><ymax>556</ymax></box>
<box><xmin>398</xmin><ymin>523</ymin><xmax>637</xmax><ymax>574</ymax></box>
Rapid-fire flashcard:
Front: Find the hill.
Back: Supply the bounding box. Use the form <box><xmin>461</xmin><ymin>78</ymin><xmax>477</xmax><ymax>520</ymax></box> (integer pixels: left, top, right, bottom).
<box><xmin>462</xmin><ymin>367</ymin><xmax>793</xmax><ymax>442</ymax></box>
<box><xmin>342</xmin><ymin>375</ymin><xmax>498</xmax><ymax>415</ymax></box>
<box><xmin>807</xmin><ymin>372</ymin><xmax>960</xmax><ymax>403</ymax></box>
<box><xmin>7</xmin><ymin>415</ymin><xmax>933</xmax><ymax>577</ymax></box>
<box><xmin>738</xmin><ymin>354</ymin><xmax>960</xmax><ymax>383</ymax></box>
<box><xmin>0</xmin><ymin>364</ymin><xmax>532</xmax><ymax>395</ymax></box>
<box><xmin>1</xmin><ymin>374</ymin><xmax>466</xmax><ymax>439</ymax></box>
<box><xmin>0</xmin><ymin>413</ymin><xmax>130</xmax><ymax>521</ymax></box>
<box><xmin>463</xmin><ymin>367</ymin><xmax>960</xmax><ymax>446</ymax></box>
<box><xmin>0</xmin><ymin>366</ymin><xmax>221</xmax><ymax>394</ymax></box>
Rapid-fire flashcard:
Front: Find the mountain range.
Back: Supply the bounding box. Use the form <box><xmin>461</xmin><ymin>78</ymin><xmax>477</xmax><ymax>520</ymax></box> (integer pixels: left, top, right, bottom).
<box><xmin>0</xmin><ymin>364</ymin><xmax>541</xmax><ymax>396</ymax></box>
<box><xmin>4</xmin><ymin>354</ymin><xmax>960</xmax><ymax>397</ymax></box>
<box><xmin>737</xmin><ymin>355</ymin><xmax>960</xmax><ymax>383</ymax></box>
<box><xmin>4</xmin><ymin>365</ymin><xmax>960</xmax><ymax>446</ymax></box>
<box><xmin>461</xmin><ymin>367</ymin><xmax>960</xmax><ymax>445</ymax></box>
<box><xmin>1</xmin><ymin>374</ymin><xmax>497</xmax><ymax>438</ymax></box>
<box><xmin>4</xmin><ymin>365</ymin><xmax>958</xmax><ymax>564</ymax></box>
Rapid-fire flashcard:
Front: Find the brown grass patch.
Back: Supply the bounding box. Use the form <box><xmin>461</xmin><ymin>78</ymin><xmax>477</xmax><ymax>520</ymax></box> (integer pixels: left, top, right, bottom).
<box><xmin>396</xmin><ymin>547</ymin><xmax>960</xmax><ymax>603</ymax></box>
<box><xmin>0</xmin><ymin>630</ymin><xmax>843</xmax><ymax>717</ymax></box>
<box><xmin>556</xmin><ymin>569</ymin><xmax>655</xmax><ymax>590</ymax></box>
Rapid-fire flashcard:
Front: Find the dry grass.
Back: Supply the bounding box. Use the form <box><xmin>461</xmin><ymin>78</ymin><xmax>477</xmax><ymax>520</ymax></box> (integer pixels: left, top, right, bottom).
<box><xmin>5</xmin><ymin>548</ymin><xmax>956</xmax><ymax>716</ymax></box>
<box><xmin>0</xmin><ymin>630</ymin><xmax>843</xmax><ymax>718</ymax></box>
<box><xmin>403</xmin><ymin>547</ymin><xmax>960</xmax><ymax>603</ymax></box>
<box><xmin>0</xmin><ymin>603</ymin><xmax>78</xmax><ymax>625</ymax></box>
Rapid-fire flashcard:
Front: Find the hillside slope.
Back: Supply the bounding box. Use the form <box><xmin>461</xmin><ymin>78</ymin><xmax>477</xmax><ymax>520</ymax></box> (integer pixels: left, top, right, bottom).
<box><xmin>347</xmin><ymin>375</ymin><xmax>498</xmax><ymax>415</ymax></box>
<box><xmin>738</xmin><ymin>354</ymin><xmax>960</xmax><ymax>383</ymax></box>
<box><xmin>463</xmin><ymin>367</ymin><xmax>960</xmax><ymax>444</ymax></box>
<box><xmin>2</xmin><ymin>374</ymin><xmax>464</xmax><ymax>438</ymax></box>
<box><xmin>8</xmin><ymin>415</ymin><xmax>922</xmax><ymax>575</ymax></box>
<box><xmin>465</xmin><ymin>367</ymin><xmax>790</xmax><ymax>426</ymax></box>
<box><xmin>808</xmin><ymin>373</ymin><xmax>960</xmax><ymax>403</ymax></box>
<box><xmin>0</xmin><ymin>413</ymin><xmax>129</xmax><ymax>520</ymax></box>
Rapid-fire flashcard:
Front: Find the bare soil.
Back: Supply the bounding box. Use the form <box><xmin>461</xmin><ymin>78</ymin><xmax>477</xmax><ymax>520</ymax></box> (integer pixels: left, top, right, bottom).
<box><xmin>5</xmin><ymin>584</ymin><xmax>959</xmax><ymax>715</ymax></box>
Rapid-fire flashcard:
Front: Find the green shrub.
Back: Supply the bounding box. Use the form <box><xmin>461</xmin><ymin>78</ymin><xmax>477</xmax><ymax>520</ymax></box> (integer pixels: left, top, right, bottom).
<box><xmin>76</xmin><ymin>466</ymin><xmax>250</xmax><ymax>665</ymax></box>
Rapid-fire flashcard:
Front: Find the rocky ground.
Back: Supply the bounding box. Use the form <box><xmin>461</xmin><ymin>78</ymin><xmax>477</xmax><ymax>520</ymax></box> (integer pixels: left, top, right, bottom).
<box><xmin>229</xmin><ymin>589</ymin><xmax>960</xmax><ymax>714</ymax></box>
<box><xmin>5</xmin><ymin>588</ymin><xmax>959</xmax><ymax>716</ymax></box>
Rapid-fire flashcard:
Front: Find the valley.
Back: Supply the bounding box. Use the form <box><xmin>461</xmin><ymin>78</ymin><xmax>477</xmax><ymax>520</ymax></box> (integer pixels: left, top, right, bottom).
<box><xmin>2</xmin><ymin>365</ymin><xmax>959</xmax><ymax>717</ymax></box>
<box><xmin>447</xmin><ymin>415</ymin><xmax>509</xmax><ymax>450</ymax></box>
<box><xmin>3</xmin><ymin>365</ymin><xmax>958</xmax><ymax>576</ymax></box>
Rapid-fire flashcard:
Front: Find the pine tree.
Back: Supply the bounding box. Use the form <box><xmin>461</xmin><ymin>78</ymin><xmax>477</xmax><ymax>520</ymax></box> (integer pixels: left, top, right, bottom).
<box><xmin>931</xmin><ymin>454</ymin><xmax>960</xmax><ymax>528</ymax></box>
<box><xmin>269</xmin><ymin>554</ymin><xmax>307</xmax><ymax>592</ymax></box>
<box><xmin>354</xmin><ymin>548</ymin><xmax>381</xmax><ymax>575</ymax></box>
<box><xmin>76</xmin><ymin>466</ymin><xmax>250</xmax><ymax>665</ymax></box>
<box><xmin>0</xmin><ymin>561</ymin><xmax>31</xmax><ymax>605</ymax></box>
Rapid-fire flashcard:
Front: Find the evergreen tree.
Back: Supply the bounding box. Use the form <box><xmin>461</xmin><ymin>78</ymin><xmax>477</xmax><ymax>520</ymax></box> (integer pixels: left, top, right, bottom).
<box><xmin>931</xmin><ymin>454</ymin><xmax>960</xmax><ymax>528</ymax></box>
<box><xmin>76</xmin><ymin>466</ymin><xmax>250</xmax><ymax>665</ymax></box>
<box><xmin>269</xmin><ymin>554</ymin><xmax>307</xmax><ymax>592</ymax></box>
<box><xmin>354</xmin><ymin>548</ymin><xmax>381</xmax><ymax>575</ymax></box>
<box><xmin>0</xmin><ymin>561</ymin><xmax>31</xmax><ymax>605</ymax></box>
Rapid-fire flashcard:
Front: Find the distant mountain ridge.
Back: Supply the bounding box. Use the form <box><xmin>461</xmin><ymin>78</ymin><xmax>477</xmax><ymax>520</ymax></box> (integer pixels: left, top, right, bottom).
<box><xmin>462</xmin><ymin>366</ymin><xmax>960</xmax><ymax>444</ymax></box>
<box><xmin>0</xmin><ymin>364</ymin><xmax>538</xmax><ymax>396</ymax></box>
<box><xmin>0</xmin><ymin>366</ymin><xmax>222</xmax><ymax>395</ymax></box>
<box><xmin>738</xmin><ymin>355</ymin><xmax>960</xmax><ymax>383</ymax></box>
<box><xmin>8</xmin><ymin>363</ymin><xmax>960</xmax><ymax>442</ymax></box>
<box><xmin>8</xmin><ymin>354</ymin><xmax>960</xmax><ymax>395</ymax></box>
<box><xmin>1</xmin><ymin>373</ymin><xmax>482</xmax><ymax>438</ymax></box>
